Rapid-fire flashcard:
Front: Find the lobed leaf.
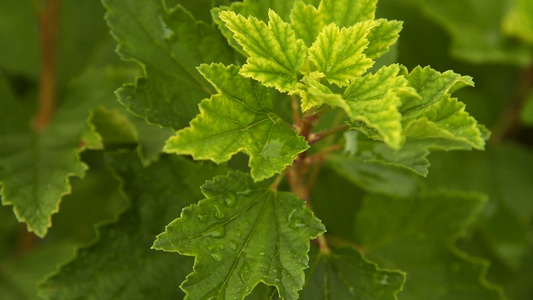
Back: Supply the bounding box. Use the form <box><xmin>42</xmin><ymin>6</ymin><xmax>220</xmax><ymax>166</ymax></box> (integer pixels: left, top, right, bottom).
<box><xmin>308</xmin><ymin>21</ymin><xmax>377</xmax><ymax>87</ymax></box>
<box><xmin>164</xmin><ymin>64</ymin><xmax>308</xmax><ymax>181</ymax></box>
<box><xmin>39</xmin><ymin>152</ymin><xmax>227</xmax><ymax>299</ymax></box>
<box><xmin>354</xmin><ymin>191</ymin><xmax>506</xmax><ymax>299</ymax></box>
<box><xmin>290</xmin><ymin>1</ymin><xmax>324</xmax><ymax>46</ymax></box>
<box><xmin>103</xmin><ymin>0</ymin><xmax>234</xmax><ymax>129</ymax></box>
<box><xmin>219</xmin><ymin>10</ymin><xmax>308</xmax><ymax>92</ymax></box>
<box><xmin>0</xmin><ymin>68</ymin><xmax>131</xmax><ymax>237</ymax></box>
<box><xmin>364</xmin><ymin>19</ymin><xmax>403</xmax><ymax>59</ymax></box>
<box><xmin>301</xmin><ymin>247</ymin><xmax>405</xmax><ymax>299</ymax></box>
<box><xmin>401</xmin><ymin>66</ymin><xmax>486</xmax><ymax>150</ymax></box>
<box><xmin>344</xmin><ymin>64</ymin><xmax>415</xmax><ymax>149</ymax></box>
<box><xmin>153</xmin><ymin>171</ymin><xmax>325</xmax><ymax>300</ymax></box>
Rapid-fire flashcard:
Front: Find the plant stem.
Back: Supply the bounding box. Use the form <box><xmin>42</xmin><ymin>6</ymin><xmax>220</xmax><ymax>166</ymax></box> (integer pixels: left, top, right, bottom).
<box><xmin>34</xmin><ymin>0</ymin><xmax>60</xmax><ymax>131</ymax></box>
<box><xmin>291</xmin><ymin>95</ymin><xmax>301</xmax><ymax>128</ymax></box>
<box><xmin>271</xmin><ymin>168</ymin><xmax>288</xmax><ymax>191</ymax></box>
<box><xmin>309</xmin><ymin>124</ymin><xmax>350</xmax><ymax>144</ymax></box>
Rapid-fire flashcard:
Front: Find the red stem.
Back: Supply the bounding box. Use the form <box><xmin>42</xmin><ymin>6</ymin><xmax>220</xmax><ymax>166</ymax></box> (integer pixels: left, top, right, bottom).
<box><xmin>34</xmin><ymin>0</ymin><xmax>60</xmax><ymax>131</ymax></box>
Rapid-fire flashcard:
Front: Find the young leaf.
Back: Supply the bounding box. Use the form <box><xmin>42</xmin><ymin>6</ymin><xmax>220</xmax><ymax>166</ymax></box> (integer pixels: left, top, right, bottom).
<box><xmin>290</xmin><ymin>1</ymin><xmax>323</xmax><ymax>46</ymax></box>
<box><xmin>308</xmin><ymin>21</ymin><xmax>377</xmax><ymax>87</ymax></box>
<box><xmin>343</xmin><ymin>64</ymin><xmax>415</xmax><ymax>149</ymax></box>
<box><xmin>301</xmin><ymin>247</ymin><xmax>405</xmax><ymax>299</ymax></box>
<box><xmin>153</xmin><ymin>171</ymin><xmax>325</xmax><ymax>300</ymax></box>
<box><xmin>401</xmin><ymin>66</ymin><xmax>486</xmax><ymax>150</ymax></box>
<box><xmin>39</xmin><ymin>152</ymin><xmax>227</xmax><ymax>299</ymax></box>
<box><xmin>164</xmin><ymin>64</ymin><xmax>309</xmax><ymax>181</ymax></box>
<box><xmin>364</xmin><ymin>19</ymin><xmax>403</xmax><ymax>59</ymax></box>
<box><xmin>103</xmin><ymin>0</ymin><xmax>234</xmax><ymax>129</ymax></box>
<box><xmin>219</xmin><ymin>10</ymin><xmax>307</xmax><ymax>92</ymax></box>
<box><xmin>318</xmin><ymin>0</ymin><xmax>377</xmax><ymax>27</ymax></box>
<box><xmin>212</xmin><ymin>0</ymin><xmax>299</xmax><ymax>56</ymax></box>
<box><xmin>354</xmin><ymin>191</ymin><xmax>506</xmax><ymax>299</ymax></box>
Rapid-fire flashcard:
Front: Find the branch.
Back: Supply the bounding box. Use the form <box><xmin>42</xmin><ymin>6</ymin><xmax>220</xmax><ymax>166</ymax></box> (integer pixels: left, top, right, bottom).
<box><xmin>33</xmin><ymin>0</ymin><xmax>61</xmax><ymax>131</ymax></box>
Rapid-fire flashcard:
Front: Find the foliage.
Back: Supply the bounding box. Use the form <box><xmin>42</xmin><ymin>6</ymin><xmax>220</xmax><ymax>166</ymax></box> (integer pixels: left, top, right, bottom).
<box><xmin>1</xmin><ymin>0</ymin><xmax>532</xmax><ymax>299</ymax></box>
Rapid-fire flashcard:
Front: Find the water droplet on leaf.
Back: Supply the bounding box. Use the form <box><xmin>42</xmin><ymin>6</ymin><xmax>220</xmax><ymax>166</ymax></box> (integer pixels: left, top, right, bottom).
<box><xmin>202</xmin><ymin>226</ymin><xmax>226</xmax><ymax>238</ymax></box>
<box><xmin>213</xmin><ymin>204</ymin><xmax>224</xmax><ymax>219</ymax></box>
<box><xmin>224</xmin><ymin>193</ymin><xmax>237</xmax><ymax>207</ymax></box>
<box><xmin>197</xmin><ymin>214</ymin><xmax>209</xmax><ymax>222</ymax></box>
<box><xmin>290</xmin><ymin>218</ymin><xmax>306</xmax><ymax>229</ymax></box>
<box><xmin>211</xmin><ymin>252</ymin><xmax>222</xmax><ymax>261</ymax></box>
<box><xmin>229</xmin><ymin>240</ymin><xmax>238</xmax><ymax>251</ymax></box>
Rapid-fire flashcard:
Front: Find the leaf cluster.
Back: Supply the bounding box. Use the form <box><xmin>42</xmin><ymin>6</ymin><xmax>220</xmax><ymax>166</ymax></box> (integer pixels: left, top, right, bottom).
<box><xmin>1</xmin><ymin>0</ymin><xmax>532</xmax><ymax>299</ymax></box>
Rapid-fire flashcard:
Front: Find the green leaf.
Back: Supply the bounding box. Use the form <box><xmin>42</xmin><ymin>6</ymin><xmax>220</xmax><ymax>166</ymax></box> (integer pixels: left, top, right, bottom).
<box><xmin>0</xmin><ymin>76</ymin><xmax>85</xmax><ymax>237</ymax></box>
<box><xmin>219</xmin><ymin>10</ymin><xmax>307</xmax><ymax>92</ymax></box>
<box><xmin>327</xmin><ymin>152</ymin><xmax>421</xmax><ymax>198</ymax></box>
<box><xmin>308</xmin><ymin>21</ymin><xmax>376</xmax><ymax>87</ymax></box>
<box><xmin>0</xmin><ymin>68</ymin><xmax>131</xmax><ymax>237</ymax></box>
<box><xmin>153</xmin><ymin>171</ymin><xmax>325</xmax><ymax>300</ymax></box>
<box><xmin>164</xmin><ymin>64</ymin><xmax>309</xmax><ymax>181</ymax></box>
<box><xmin>401</xmin><ymin>66</ymin><xmax>486</xmax><ymax>150</ymax></box>
<box><xmin>0</xmin><ymin>0</ymin><xmax>39</xmax><ymax>77</ymax></box>
<box><xmin>426</xmin><ymin>144</ymin><xmax>533</xmax><ymax>270</ymax></box>
<box><xmin>364</xmin><ymin>19</ymin><xmax>403</xmax><ymax>59</ymax></box>
<box><xmin>39</xmin><ymin>152</ymin><xmax>227</xmax><ymax>299</ymax></box>
<box><xmin>290</xmin><ymin>1</ymin><xmax>323</xmax><ymax>46</ymax></box>
<box><xmin>301</xmin><ymin>247</ymin><xmax>405</xmax><ymax>299</ymax></box>
<box><xmin>103</xmin><ymin>0</ymin><xmax>234</xmax><ymax>129</ymax></box>
<box><xmin>318</xmin><ymin>0</ymin><xmax>377</xmax><ymax>27</ymax></box>
<box><xmin>89</xmin><ymin>106</ymin><xmax>174</xmax><ymax>165</ymax></box>
<box><xmin>344</xmin><ymin>64</ymin><xmax>415</xmax><ymax>149</ymax></box>
<box><xmin>415</xmin><ymin>0</ymin><xmax>531</xmax><ymax>65</ymax></box>
<box><xmin>503</xmin><ymin>0</ymin><xmax>533</xmax><ymax>44</ymax></box>
<box><xmin>342</xmin><ymin>131</ymin><xmax>430</xmax><ymax>176</ymax></box>
<box><xmin>354</xmin><ymin>191</ymin><xmax>506</xmax><ymax>299</ymax></box>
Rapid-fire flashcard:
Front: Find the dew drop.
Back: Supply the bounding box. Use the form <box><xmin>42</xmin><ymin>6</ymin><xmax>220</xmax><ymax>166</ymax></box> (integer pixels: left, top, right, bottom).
<box><xmin>287</xmin><ymin>208</ymin><xmax>297</xmax><ymax>222</ymax></box>
<box><xmin>224</xmin><ymin>193</ymin><xmax>237</xmax><ymax>207</ymax></box>
<box><xmin>237</xmin><ymin>189</ymin><xmax>253</xmax><ymax>196</ymax></box>
<box><xmin>236</xmin><ymin>229</ymin><xmax>243</xmax><ymax>237</ymax></box>
<box><xmin>211</xmin><ymin>252</ymin><xmax>222</xmax><ymax>262</ymax></box>
<box><xmin>203</xmin><ymin>237</ymin><xmax>213</xmax><ymax>246</ymax></box>
<box><xmin>229</xmin><ymin>240</ymin><xmax>238</xmax><ymax>251</ymax></box>
<box><xmin>202</xmin><ymin>226</ymin><xmax>226</xmax><ymax>238</ymax></box>
<box><xmin>217</xmin><ymin>243</ymin><xmax>225</xmax><ymax>250</ymax></box>
<box><xmin>196</xmin><ymin>214</ymin><xmax>209</xmax><ymax>222</ymax></box>
<box><xmin>239</xmin><ymin>262</ymin><xmax>250</xmax><ymax>281</ymax></box>
<box><xmin>290</xmin><ymin>218</ymin><xmax>306</xmax><ymax>230</ymax></box>
<box><xmin>213</xmin><ymin>204</ymin><xmax>225</xmax><ymax>219</ymax></box>
<box><xmin>259</xmin><ymin>252</ymin><xmax>265</xmax><ymax>256</ymax></box>
<box><xmin>379</xmin><ymin>275</ymin><xmax>389</xmax><ymax>286</ymax></box>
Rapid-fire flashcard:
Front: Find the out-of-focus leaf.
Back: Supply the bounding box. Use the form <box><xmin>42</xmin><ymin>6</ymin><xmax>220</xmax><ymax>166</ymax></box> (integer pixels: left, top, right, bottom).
<box><xmin>39</xmin><ymin>152</ymin><xmax>227</xmax><ymax>299</ymax></box>
<box><xmin>354</xmin><ymin>191</ymin><xmax>506</xmax><ymax>299</ymax></box>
